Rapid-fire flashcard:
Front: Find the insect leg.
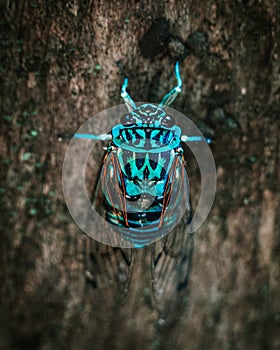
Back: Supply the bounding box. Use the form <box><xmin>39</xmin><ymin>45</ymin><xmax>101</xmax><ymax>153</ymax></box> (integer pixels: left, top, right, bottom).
<box><xmin>121</xmin><ymin>77</ymin><xmax>137</xmax><ymax>112</ymax></box>
<box><xmin>159</xmin><ymin>61</ymin><xmax>182</xmax><ymax>107</ymax></box>
<box><xmin>181</xmin><ymin>135</ymin><xmax>212</xmax><ymax>144</ymax></box>
<box><xmin>74</xmin><ymin>133</ymin><xmax>112</xmax><ymax>140</ymax></box>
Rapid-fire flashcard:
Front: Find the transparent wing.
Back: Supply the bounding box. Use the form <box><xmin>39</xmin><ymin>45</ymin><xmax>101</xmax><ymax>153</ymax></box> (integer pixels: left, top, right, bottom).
<box><xmin>84</xmin><ymin>148</ymin><xmax>134</xmax><ymax>303</ymax></box>
<box><xmin>84</xmin><ymin>236</ymin><xmax>135</xmax><ymax>307</ymax></box>
<box><xmin>94</xmin><ymin>151</ymin><xmax>129</xmax><ymax>228</ymax></box>
<box><xmin>86</xmin><ymin>148</ymin><xmax>193</xmax><ymax>318</ymax></box>
<box><xmin>150</xmin><ymin>156</ymin><xmax>194</xmax><ymax>322</ymax></box>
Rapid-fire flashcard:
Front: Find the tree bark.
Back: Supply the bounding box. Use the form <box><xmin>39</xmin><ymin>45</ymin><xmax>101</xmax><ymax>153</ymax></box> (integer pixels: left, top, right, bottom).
<box><xmin>1</xmin><ymin>1</ymin><xmax>279</xmax><ymax>349</ymax></box>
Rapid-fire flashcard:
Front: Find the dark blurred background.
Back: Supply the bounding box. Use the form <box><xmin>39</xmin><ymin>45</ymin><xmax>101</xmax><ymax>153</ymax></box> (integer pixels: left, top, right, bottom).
<box><xmin>0</xmin><ymin>1</ymin><xmax>279</xmax><ymax>349</ymax></box>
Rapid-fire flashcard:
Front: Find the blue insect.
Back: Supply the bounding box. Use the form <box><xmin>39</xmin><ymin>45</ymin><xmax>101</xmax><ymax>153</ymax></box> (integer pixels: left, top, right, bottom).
<box><xmin>74</xmin><ymin>62</ymin><xmax>210</xmax><ymax>248</ymax></box>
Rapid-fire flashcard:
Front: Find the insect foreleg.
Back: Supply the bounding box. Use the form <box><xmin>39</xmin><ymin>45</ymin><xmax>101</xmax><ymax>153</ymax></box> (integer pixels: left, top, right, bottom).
<box><xmin>181</xmin><ymin>135</ymin><xmax>212</xmax><ymax>144</ymax></box>
<box><xmin>74</xmin><ymin>133</ymin><xmax>112</xmax><ymax>140</ymax></box>
<box><xmin>121</xmin><ymin>77</ymin><xmax>137</xmax><ymax>112</ymax></box>
<box><xmin>159</xmin><ymin>61</ymin><xmax>182</xmax><ymax>107</ymax></box>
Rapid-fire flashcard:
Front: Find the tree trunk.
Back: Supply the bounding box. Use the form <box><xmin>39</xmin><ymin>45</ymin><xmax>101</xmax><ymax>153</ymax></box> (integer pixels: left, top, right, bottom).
<box><xmin>1</xmin><ymin>1</ymin><xmax>279</xmax><ymax>349</ymax></box>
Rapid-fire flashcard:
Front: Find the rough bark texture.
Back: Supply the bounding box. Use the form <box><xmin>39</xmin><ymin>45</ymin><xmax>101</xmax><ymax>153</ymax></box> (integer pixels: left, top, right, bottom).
<box><xmin>1</xmin><ymin>1</ymin><xmax>279</xmax><ymax>349</ymax></box>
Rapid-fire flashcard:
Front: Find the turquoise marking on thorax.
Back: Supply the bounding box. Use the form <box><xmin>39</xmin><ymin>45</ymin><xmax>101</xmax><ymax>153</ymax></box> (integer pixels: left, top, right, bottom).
<box><xmin>111</xmin><ymin>123</ymin><xmax>182</xmax><ymax>153</ymax></box>
<box><xmin>125</xmin><ymin>153</ymin><xmax>166</xmax><ymax>180</ymax></box>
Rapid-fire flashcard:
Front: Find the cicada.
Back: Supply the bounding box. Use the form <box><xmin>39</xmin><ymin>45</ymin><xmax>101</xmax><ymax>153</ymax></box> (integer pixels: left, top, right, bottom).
<box><xmin>62</xmin><ymin>61</ymin><xmax>215</xmax><ymax>323</ymax></box>
<box><xmin>73</xmin><ymin>62</ymin><xmax>211</xmax><ymax>248</ymax></box>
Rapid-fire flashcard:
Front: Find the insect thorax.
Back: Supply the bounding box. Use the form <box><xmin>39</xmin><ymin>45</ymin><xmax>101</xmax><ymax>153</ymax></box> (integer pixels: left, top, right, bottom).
<box><xmin>112</xmin><ymin>104</ymin><xmax>182</xmax><ymax>152</ymax></box>
<box><xmin>108</xmin><ymin>104</ymin><xmax>184</xmax><ymax>198</ymax></box>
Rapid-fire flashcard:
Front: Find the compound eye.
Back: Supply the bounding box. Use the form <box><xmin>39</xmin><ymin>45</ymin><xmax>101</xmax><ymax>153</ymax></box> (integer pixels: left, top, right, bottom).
<box><xmin>120</xmin><ymin>114</ymin><xmax>137</xmax><ymax>126</ymax></box>
<box><xmin>161</xmin><ymin>115</ymin><xmax>175</xmax><ymax>128</ymax></box>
